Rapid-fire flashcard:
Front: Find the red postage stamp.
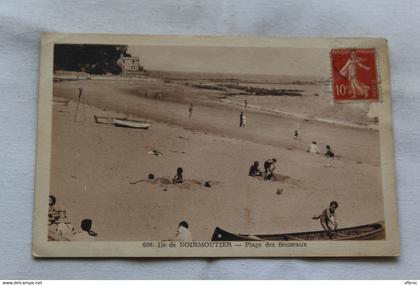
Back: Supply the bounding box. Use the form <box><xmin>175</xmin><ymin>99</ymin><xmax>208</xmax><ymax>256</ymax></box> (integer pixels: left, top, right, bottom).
<box><xmin>331</xmin><ymin>48</ymin><xmax>379</xmax><ymax>102</ymax></box>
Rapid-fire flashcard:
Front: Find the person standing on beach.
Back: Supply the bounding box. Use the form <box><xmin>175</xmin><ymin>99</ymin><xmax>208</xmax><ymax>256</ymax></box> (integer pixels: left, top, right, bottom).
<box><xmin>245</xmin><ymin>100</ymin><xmax>248</xmax><ymax>107</ymax></box>
<box><xmin>188</xmin><ymin>103</ymin><xmax>193</xmax><ymax>118</ymax></box>
<box><xmin>239</xmin><ymin>112</ymin><xmax>246</xmax><ymax>127</ymax></box>
<box><xmin>312</xmin><ymin>201</ymin><xmax>339</xmax><ymax>233</ymax></box>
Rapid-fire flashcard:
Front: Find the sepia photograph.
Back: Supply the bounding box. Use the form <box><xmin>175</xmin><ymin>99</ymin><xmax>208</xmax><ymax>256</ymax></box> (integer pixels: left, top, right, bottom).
<box><xmin>33</xmin><ymin>34</ymin><xmax>399</xmax><ymax>257</ymax></box>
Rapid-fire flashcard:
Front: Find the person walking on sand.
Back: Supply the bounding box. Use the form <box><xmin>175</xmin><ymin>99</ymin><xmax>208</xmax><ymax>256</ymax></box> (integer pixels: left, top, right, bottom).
<box><xmin>169</xmin><ymin>221</ymin><xmax>193</xmax><ymax>241</ymax></box>
<box><xmin>188</xmin><ymin>103</ymin><xmax>193</xmax><ymax>118</ymax></box>
<box><xmin>307</xmin><ymin>141</ymin><xmax>320</xmax><ymax>154</ymax></box>
<box><xmin>312</xmin><ymin>201</ymin><xmax>339</xmax><ymax>233</ymax></box>
<box><xmin>263</xmin><ymin>158</ymin><xmax>277</xmax><ymax>181</ymax></box>
<box><xmin>239</xmin><ymin>112</ymin><xmax>246</xmax><ymax>127</ymax></box>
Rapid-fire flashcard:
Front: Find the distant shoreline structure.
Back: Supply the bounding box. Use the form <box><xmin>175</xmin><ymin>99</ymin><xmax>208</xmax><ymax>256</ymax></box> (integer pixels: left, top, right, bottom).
<box><xmin>53</xmin><ymin>69</ymin><xmax>329</xmax><ymax>85</ymax></box>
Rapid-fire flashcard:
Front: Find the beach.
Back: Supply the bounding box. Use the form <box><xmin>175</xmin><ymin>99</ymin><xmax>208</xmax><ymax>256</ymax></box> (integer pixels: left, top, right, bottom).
<box><xmin>50</xmin><ymin>75</ymin><xmax>384</xmax><ymax>241</ymax></box>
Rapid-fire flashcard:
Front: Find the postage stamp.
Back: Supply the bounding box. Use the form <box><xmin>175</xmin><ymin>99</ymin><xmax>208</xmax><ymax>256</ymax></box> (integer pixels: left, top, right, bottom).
<box><xmin>331</xmin><ymin>49</ymin><xmax>379</xmax><ymax>102</ymax></box>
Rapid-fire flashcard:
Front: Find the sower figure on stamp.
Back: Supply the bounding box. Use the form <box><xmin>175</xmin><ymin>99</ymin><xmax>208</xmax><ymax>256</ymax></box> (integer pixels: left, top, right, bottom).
<box><xmin>313</xmin><ymin>201</ymin><xmax>339</xmax><ymax>238</ymax></box>
<box><xmin>340</xmin><ymin>51</ymin><xmax>371</xmax><ymax>98</ymax></box>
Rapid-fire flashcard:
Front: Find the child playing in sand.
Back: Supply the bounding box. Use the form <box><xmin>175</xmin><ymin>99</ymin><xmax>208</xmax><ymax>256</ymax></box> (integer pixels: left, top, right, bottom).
<box><xmin>263</xmin><ymin>158</ymin><xmax>277</xmax><ymax>181</ymax></box>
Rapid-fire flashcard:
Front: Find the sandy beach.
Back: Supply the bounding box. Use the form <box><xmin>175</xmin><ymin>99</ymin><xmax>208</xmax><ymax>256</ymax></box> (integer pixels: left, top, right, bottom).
<box><xmin>50</xmin><ymin>75</ymin><xmax>384</xmax><ymax>241</ymax></box>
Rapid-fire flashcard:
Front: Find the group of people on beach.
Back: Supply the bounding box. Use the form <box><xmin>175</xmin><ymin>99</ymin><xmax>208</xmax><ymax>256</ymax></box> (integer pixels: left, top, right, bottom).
<box><xmin>49</xmin><ymin>195</ymin><xmax>97</xmax><ymax>241</ymax></box>
<box><xmin>49</xmin><ymin>92</ymin><xmax>342</xmax><ymax>242</ymax></box>
<box><xmin>49</xmin><ymin>193</ymin><xmax>193</xmax><ymax>241</ymax></box>
<box><xmin>164</xmin><ymin>200</ymin><xmax>339</xmax><ymax>241</ymax></box>
<box><xmin>183</xmin><ymin>100</ymin><xmax>340</xmax><ymax>235</ymax></box>
<box><xmin>248</xmin><ymin>158</ymin><xmax>277</xmax><ymax>181</ymax></box>
<box><xmin>307</xmin><ymin>141</ymin><xmax>335</xmax><ymax>158</ymax></box>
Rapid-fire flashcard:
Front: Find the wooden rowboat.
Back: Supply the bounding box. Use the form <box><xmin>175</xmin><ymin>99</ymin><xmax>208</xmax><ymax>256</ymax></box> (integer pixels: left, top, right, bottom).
<box><xmin>211</xmin><ymin>221</ymin><xmax>385</xmax><ymax>241</ymax></box>
<box><xmin>112</xmin><ymin>118</ymin><xmax>150</xmax><ymax>129</ymax></box>
<box><xmin>94</xmin><ymin>115</ymin><xmax>150</xmax><ymax>129</ymax></box>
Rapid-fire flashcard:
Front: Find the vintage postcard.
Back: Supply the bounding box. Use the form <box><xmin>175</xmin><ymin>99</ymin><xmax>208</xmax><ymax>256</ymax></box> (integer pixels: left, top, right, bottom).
<box><xmin>33</xmin><ymin>34</ymin><xmax>399</xmax><ymax>257</ymax></box>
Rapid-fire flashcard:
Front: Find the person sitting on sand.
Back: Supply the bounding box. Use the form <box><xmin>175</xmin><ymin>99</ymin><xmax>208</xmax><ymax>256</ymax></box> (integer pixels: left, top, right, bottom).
<box><xmin>307</xmin><ymin>141</ymin><xmax>320</xmax><ymax>154</ymax></box>
<box><xmin>263</xmin><ymin>158</ymin><xmax>277</xmax><ymax>181</ymax></box>
<box><xmin>312</xmin><ymin>201</ymin><xmax>339</xmax><ymax>232</ymax></box>
<box><xmin>71</xmin><ymin>219</ymin><xmax>98</xmax><ymax>241</ymax></box>
<box><xmin>325</xmin><ymin>145</ymin><xmax>335</xmax><ymax>158</ymax></box>
<box><xmin>56</xmin><ymin>211</ymin><xmax>78</xmax><ymax>240</ymax></box>
<box><xmin>169</xmin><ymin>221</ymin><xmax>193</xmax><ymax>241</ymax></box>
<box><xmin>249</xmin><ymin>161</ymin><xmax>262</xmax><ymax>177</ymax></box>
<box><xmin>173</xmin><ymin>167</ymin><xmax>184</xmax><ymax>184</ymax></box>
<box><xmin>48</xmin><ymin>195</ymin><xmax>60</xmax><ymax>225</ymax></box>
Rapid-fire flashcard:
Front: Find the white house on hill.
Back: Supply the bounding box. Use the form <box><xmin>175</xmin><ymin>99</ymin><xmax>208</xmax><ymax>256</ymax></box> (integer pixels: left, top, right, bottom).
<box><xmin>120</xmin><ymin>56</ymin><xmax>143</xmax><ymax>74</ymax></box>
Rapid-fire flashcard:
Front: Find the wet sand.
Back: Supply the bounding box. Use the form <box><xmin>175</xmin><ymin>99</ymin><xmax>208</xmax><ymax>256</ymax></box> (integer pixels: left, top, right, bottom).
<box><xmin>50</xmin><ymin>77</ymin><xmax>384</xmax><ymax>241</ymax></box>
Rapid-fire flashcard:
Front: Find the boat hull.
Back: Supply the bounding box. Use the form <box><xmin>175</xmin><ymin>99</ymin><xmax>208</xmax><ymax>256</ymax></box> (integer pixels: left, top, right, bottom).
<box><xmin>211</xmin><ymin>221</ymin><xmax>385</xmax><ymax>241</ymax></box>
<box><xmin>112</xmin><ymin>118</ymin><xmax>150</xmax><ymax>129</ymax></box>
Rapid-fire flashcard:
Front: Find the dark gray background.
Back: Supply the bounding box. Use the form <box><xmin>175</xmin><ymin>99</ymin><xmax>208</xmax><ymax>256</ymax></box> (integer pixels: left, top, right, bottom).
<box><xmin>0</xmin><ymin>0</ymin><xmax>419</xmax><ymax>279</ymax></box>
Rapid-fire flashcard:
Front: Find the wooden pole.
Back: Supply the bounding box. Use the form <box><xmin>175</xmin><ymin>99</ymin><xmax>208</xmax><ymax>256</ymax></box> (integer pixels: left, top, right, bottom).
<box><xmin>73</xmin><ymin>88</ymin><xmax>83</xmax><ymax>122</ymax></box>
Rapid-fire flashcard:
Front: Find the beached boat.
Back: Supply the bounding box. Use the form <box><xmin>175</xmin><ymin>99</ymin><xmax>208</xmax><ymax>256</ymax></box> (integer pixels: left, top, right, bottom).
<box><xmin>211</xmin><ymin>221</ymin><xmax>385</xmax><ymax>241</ymax></box>
<box><xmin>94</xmin><ymin>115</ymin><xmax>151</xmax><ymax>129</ymax></box>
<box><xmin>113</xmin><ymin>118</ymin><xmax>150</xmax><ymax>129</ymax></box>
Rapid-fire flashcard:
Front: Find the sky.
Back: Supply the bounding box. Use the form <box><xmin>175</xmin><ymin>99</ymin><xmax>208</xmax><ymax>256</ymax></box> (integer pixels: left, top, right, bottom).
<box><xmin>128</xmin><ymin>45</ymin><xmax>330</xmax><ymax>78</ymax></box>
